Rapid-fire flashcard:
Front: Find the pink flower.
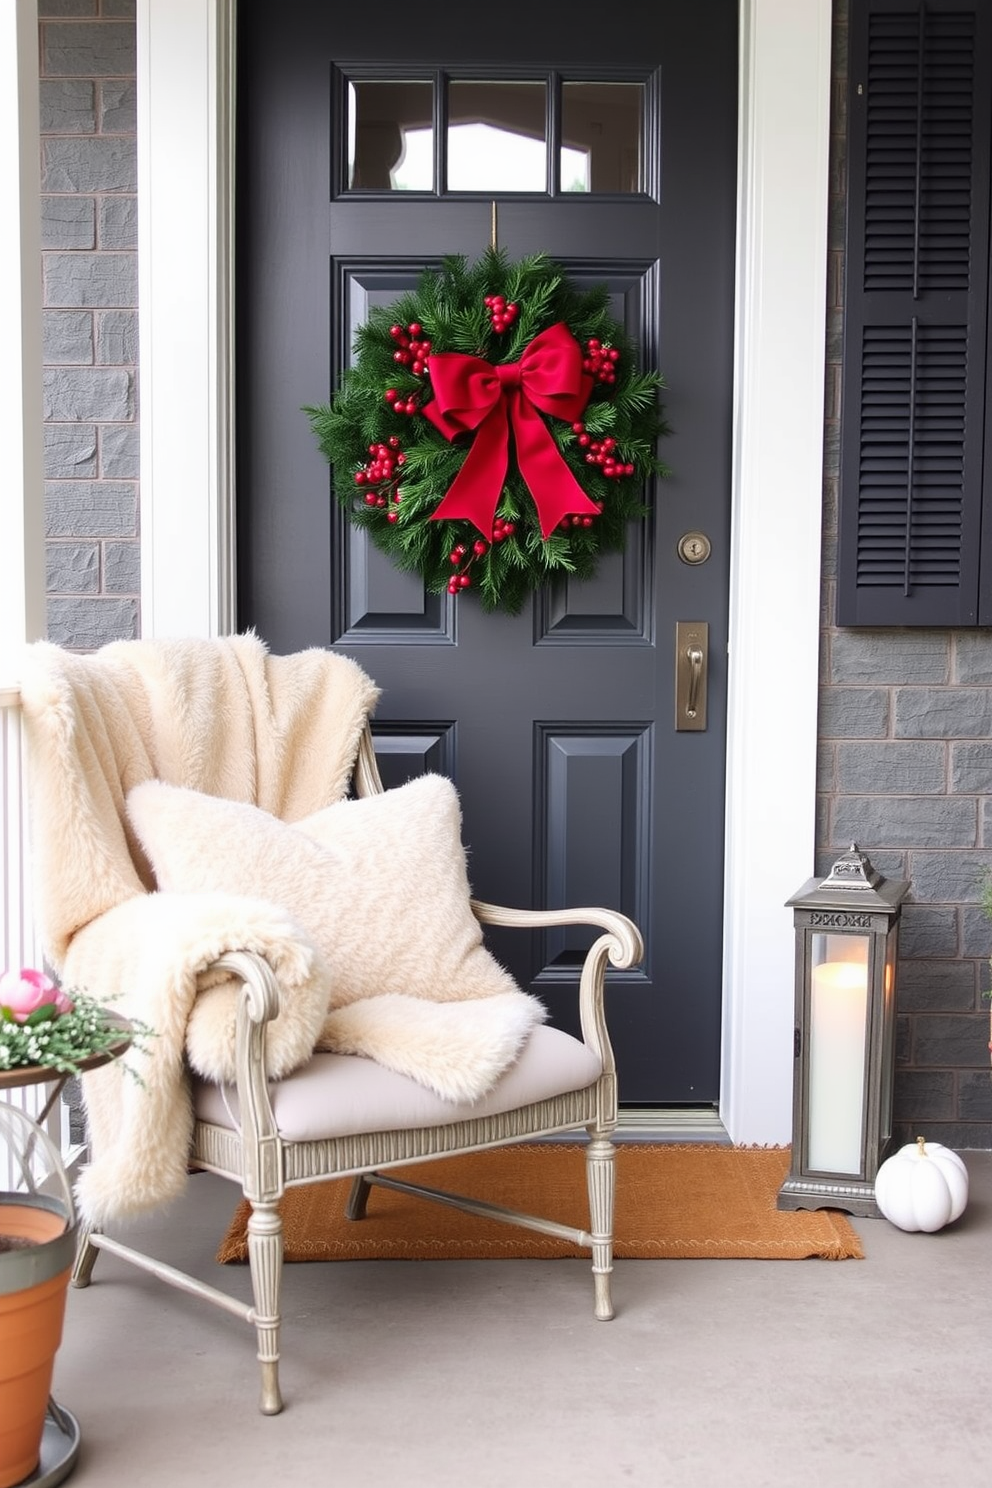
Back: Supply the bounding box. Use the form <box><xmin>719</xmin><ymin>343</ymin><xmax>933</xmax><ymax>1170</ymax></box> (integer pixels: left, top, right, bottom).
<box><xmin>0</xmin><ymin>967</ymin><xmax>73</xmax><ymax>1023</ymax></box>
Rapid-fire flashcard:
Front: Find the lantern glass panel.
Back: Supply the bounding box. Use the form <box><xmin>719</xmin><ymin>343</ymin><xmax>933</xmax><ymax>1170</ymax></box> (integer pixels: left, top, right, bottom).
<box><xmin>878</xmin><ymin>926</ymin><xmax>898</xmax><ymax>1147</ymax></box>
<box><xmin>807</xmin><ymin>932</ymin><xmax>869</xmax><ymax>1175</ymax></box>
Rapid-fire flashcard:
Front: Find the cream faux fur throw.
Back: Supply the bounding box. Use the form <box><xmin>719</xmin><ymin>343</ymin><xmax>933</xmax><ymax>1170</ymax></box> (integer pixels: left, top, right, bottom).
<box><xmin>18</xmin><ymin>633</ymin><xmax>543</xmax><ymax>1226</ymax></box>
<box><xmin>18</xmin><ymin>633</ymin><xmax>379</xmax><ymax>1223</ymax></box>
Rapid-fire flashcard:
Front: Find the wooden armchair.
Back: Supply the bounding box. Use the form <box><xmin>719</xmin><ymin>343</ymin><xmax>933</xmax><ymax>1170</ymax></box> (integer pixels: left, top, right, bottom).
<box><xmin>18</xmin><ymin>636</ymin><xmax>643</xmax><ymax>1415</ymax></box>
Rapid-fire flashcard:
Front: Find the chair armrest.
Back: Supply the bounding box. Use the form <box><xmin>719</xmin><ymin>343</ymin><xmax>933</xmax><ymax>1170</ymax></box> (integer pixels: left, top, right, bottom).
<box><xmin>209</xmin><ymin>950</ymin><xmax>283</xmax><ymax>1199</ymax></box>
<box><xmin>469</xmin><ymin>900</ymin><xmax>644</xmax><ymax>1071</ymax></box>
<box><xmin>470</xmin><ymin>900</ymin><xmax>643</xmax><ymax>965</ymax></box>
<box><xmin>211</xmin><ymin>948</ymin><xmax>282</xmax><ymax>1026</ymax></box>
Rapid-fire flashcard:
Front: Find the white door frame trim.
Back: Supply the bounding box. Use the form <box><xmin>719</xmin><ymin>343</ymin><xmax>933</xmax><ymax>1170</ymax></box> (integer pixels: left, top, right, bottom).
<box><xmin>130</xmin><ymin>0</ymin><xmax>830</xmax><ymax>1144</ymax></box>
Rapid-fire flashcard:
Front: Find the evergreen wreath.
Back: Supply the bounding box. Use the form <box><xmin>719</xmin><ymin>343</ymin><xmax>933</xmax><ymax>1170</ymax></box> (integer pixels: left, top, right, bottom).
<box><xmin>305</xmin><ymin>247</ymin><xmax>670</xmax><ymax>615</ymax></box>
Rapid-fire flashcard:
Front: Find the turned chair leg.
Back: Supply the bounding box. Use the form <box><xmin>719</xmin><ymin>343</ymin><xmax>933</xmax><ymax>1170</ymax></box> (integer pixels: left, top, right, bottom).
<box><xmin>345</xmin><ymin>1172</ymin><xmax>373</xmax><ymax>1220</ymax></box>
<box><xmin>585</xmin><ymin>1132</ymin><xmax>616</xmax><ymax>1321</ymax></box>
<box><xmin>71</xmin><ymin>1226</ymin><xmax>100</xmax><ymax>1288</ymax></box>
<box><xmin>246</xmin><ymin>1199</ymin><xmax>284</xmax><ymax>1415</ymax></box>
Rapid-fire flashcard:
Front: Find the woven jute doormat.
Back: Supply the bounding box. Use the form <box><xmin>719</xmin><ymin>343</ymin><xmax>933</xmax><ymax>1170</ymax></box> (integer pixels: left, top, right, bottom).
<box><xmin>217</xmin><ymin>1144</ymin><xmax>864</xmax><ymax>1263</ymax></box>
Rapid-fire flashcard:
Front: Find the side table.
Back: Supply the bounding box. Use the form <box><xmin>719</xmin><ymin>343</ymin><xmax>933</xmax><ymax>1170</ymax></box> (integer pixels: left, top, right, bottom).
<box><xmin>1</xmin><ymin>1028</ymin><xmax>130</xmax><ymax>1488</ymax></box>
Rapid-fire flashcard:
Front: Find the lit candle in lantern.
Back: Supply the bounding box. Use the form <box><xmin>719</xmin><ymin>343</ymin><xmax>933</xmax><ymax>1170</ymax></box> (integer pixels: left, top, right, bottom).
<box><xmin>806</xmin><ymin>949</ymin><xmax>868</xmax><ymax>1175</ymax></box>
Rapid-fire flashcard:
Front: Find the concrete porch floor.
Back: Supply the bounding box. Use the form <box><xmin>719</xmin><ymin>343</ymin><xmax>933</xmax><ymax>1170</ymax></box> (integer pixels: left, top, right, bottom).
<box><xmin>49</xmin><ymin>1149</ymin><xmax>991</xmax><ymax>1488</ymax></box>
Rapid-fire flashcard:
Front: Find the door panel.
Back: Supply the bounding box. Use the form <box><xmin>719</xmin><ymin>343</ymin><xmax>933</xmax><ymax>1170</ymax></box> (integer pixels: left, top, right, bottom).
<box><xmin>236</xmin><ymin>0</ymin><xmax>738</xmax><ymax>1105</ymax></box>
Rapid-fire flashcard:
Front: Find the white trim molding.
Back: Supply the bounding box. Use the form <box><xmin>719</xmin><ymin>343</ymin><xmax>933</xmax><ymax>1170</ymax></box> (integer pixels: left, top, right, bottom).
<box><xmin>138</xmin><ymin>0</ymin><xmax>237</xmax><ymax>639</ymax></box>
<box><xmin>135</xmin><ymin>0</ymin><xmax>833</xmax><ymax>1144</ymax></box>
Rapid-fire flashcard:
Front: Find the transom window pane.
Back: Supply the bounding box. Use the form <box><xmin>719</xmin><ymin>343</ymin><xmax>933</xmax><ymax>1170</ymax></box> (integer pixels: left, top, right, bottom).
<box><xmin>561</xmin><ymin>82</ymin><xmax>643</xmax><ymax>193</ymax></box>
<box><xmin>348</xmin><ymin>80</ymin><xmax>434</xmax><ymax>190</ymax></box>
<box><xmin>446</xmin><ymin>80</ymin><xmax>547</xmax><ymax>191</ymax></box>
<box><xmin>345</xmin><ymin>76</ymin><xmax>645</xmax><ymax>194</ymax></box>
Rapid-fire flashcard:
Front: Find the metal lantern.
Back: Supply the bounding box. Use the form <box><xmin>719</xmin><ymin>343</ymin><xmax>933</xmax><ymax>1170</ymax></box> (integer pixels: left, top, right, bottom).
<box><xmin>777</xmin><ymin>844</ymin><xmax>909</xmax><ymax>1218</ymax></box>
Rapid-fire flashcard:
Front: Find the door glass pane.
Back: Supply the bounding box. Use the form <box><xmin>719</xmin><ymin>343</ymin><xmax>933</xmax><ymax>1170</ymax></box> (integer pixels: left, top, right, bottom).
<box><xmin>348</xmin><ymin>81</ymin><xmax>434</xmax><ymax>190</ymax></box>
<box><xmin>447</xmin><ymin>80</ymin><xmax>547</xmax><ymax>191</ymax></box>
<box><xmin>561</xmin><ymin>81</ymin><xmax>643</xmax><ymax>193</ymax></box>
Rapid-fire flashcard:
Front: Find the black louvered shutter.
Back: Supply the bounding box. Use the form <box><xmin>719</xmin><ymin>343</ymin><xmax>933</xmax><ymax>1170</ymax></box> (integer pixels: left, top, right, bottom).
<box><xmin>837</xmin><ymin>0</ymin><xmax>992</xmax><ymax>626</ymax></box>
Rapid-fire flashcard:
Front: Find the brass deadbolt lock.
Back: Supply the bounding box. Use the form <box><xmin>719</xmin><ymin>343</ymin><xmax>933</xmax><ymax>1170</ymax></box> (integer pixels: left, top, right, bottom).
<box><xmin>677</xmin><ymin>531</ymin><xmax>712</xmax><ymax>565</ymax></box>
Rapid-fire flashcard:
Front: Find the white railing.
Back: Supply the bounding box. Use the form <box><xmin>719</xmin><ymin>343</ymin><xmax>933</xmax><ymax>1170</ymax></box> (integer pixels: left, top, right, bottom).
<box><xmin>0</xmin><ymin>683</ymin><xmax>69</xmax><ymax>1186</ymax></box>
<box><xmin>1</xmin><ymin>684</ymin><xmax>36</xmax><ymax>971</ymax></box>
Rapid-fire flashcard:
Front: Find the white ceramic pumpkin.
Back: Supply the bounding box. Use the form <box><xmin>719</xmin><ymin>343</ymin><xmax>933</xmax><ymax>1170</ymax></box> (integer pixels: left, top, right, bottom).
<box><xmin>874</xmin><ymin>1136</ymin><xmax>969</xmax><ymax>1232</ymax></box>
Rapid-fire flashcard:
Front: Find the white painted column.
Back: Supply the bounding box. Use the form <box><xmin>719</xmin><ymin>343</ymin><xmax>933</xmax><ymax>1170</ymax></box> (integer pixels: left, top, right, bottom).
<box><xmin>0</xmin><ymin>0</ymin><xmax>46</xmax><ymax>678</ymax></box>
<box><xmin>1</xmin><ymin>0</ymin><xmax>44</xmax><ymax>1026</ymax></box>
<box><xmin>720</xmin><ymin>0</ymin><xmax>833</xmax><ymax>1144</ymax></box>
<box><xmin>138</xmin><ymin>0</ymin><xmax>237</xmax><ymax>638</ymax></box>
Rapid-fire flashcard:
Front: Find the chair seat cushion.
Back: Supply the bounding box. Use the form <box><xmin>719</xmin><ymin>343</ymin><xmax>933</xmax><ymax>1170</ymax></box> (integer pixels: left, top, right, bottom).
<box><xmin>193</xmin><ymin>1025</ymin><xmax>602</xmax><ymax>1142</ymax></box>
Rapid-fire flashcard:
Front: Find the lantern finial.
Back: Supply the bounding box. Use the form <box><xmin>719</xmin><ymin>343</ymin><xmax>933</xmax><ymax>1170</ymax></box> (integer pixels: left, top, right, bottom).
<box><xmin>818</xmin><ymin>843</ymin><xmax>881</xmax><ymax>892</ymax></box>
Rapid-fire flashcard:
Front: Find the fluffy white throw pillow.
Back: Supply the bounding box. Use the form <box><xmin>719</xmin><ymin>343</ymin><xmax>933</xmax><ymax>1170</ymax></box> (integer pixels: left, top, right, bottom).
<box><xmin>126</xmin><ymin>773</ymin><xmax>546</xmax><ymax>1101</ymax></box>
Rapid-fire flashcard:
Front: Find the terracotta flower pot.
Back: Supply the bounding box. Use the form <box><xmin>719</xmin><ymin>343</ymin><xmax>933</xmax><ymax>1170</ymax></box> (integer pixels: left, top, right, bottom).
<box><xmin>0</xmin><ymin>1193</ymin><xmax>76</xmax><ymax>1488</ymax></box>
<box><xmin>0</xmin><ymin>1199</ymin><xmax>75</xmax><ymax>1485</ymax></box>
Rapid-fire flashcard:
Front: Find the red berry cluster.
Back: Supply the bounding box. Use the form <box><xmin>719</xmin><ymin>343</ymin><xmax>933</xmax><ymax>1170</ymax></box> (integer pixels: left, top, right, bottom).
<box><xmin>389</xmin><ymin>321</ymin><xmax>432</xmax><ymax>375</ymax></box>
<box><xmin>583</xmin><ymin>339</ymin><xmax>620</xmax><ymax>384</ymax></box>
<box><xmin>558</xmin><ymin>506</ymin><xmax>604</xmax><ymax>533</ymax></box>
<box><xmin>354</xmin><ymin>437</ymin><xmax>406</xmax><ymax>522</ymax></box>
<box><xmin>447</xmin><ymin>538</ymin><xmax>486</xmax><ymax>593</ymax></box>
<box><xmin>446</xmin><ymin>518</ymin><xmax>517</xmax><ymax>593</ymax></box>
<box><xmin>491</xmin><ymin>515</ymin><xmax>517</xmax><ymax>544</ymax></box>
<box><xmin>572</xmin><ymin>423</ymin><xmax>634</xmax><ymax>480</ymax></box>
<box><xmin>484</xmin><ymin>294</ymin><xmax>519</xmax><ymax>333</ymax></box>
<box><xmin>383</xmin><ymin>387</ymin><xmax>419</xmax><ymax>416</ymax></box>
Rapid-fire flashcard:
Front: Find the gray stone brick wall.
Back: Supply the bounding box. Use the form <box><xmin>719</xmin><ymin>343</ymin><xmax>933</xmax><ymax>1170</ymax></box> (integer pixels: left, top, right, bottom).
<box><xmin>40</xmin><ymin>0</ymin><xmax>139</xmax><ymax>652</ymax></box>
<box><xmin>822</xmin><ymin>0</ymin><xmax>992</xmax><ymax>1150</ymax></box>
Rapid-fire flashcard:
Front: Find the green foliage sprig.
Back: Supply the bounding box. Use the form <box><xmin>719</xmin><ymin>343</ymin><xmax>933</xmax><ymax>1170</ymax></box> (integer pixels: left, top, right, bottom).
<box><xmin>0</xmin><ymin>989</ymin><xmax>154</xmax><ymax>1079</ymax></box>
<box><xmin>305</xmin><ymin>248</ymin><xmax>670</xmax><ymax>615</ymax></box>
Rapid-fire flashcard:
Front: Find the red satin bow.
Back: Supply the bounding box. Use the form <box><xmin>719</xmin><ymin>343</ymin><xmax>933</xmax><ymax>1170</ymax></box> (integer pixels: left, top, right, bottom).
<box><xmin>423</xmin><ymin>322</ymin><xmax>600</xmax><ymax>540</ymax></box>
